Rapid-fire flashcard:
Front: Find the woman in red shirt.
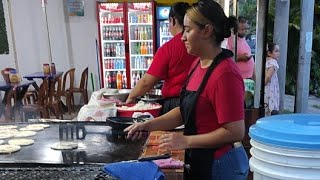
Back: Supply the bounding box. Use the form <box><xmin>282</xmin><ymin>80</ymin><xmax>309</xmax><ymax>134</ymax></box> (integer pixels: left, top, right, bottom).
<box><xmin>125</xmin><ymin>1</ymin><xmax>249</xmax><ymax>179</ymax></box>
<box><xmin>126</xmin><ymin>2</ymin><xmax>196</xmax><ymax>114</ymax></box>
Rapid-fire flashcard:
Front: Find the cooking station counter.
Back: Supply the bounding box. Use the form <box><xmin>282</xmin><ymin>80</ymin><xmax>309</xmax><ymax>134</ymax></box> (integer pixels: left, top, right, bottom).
<box><xmin>0</xmin><ymin>122</ymin><xmax>147</xmax><ymax>179</ymax></box>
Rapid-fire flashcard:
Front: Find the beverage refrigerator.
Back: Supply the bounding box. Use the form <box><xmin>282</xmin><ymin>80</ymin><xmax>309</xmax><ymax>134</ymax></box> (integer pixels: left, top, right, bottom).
<box><xmin>97</xmin><ymin>2</ymin><xmax>155</xmax><ymax>89</ymax></box>
<box><xmin>156</xmin><ymin>6</ymin><xmax>173</xmax><ymax>50</ymax></box>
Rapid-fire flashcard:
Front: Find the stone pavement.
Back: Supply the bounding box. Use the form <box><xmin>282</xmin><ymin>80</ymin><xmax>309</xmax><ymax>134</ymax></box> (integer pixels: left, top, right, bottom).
<box><xmin>284</xmin><ymin>94</ymin><xmax>320</xmax><ymax>113</ymax></box>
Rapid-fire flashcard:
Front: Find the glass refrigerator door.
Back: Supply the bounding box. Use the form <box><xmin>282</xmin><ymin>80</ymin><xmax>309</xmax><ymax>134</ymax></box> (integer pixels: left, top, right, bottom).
<box><xmin>156</xmin><ymin>6</ymin><xmax>172</xmax><ymax>48</ymax></box>
<box><xmin>99</xmin><ymin>3</ymin><xmax>127</xmax><ymax>89</ymax></box>
<box><xmin>159</xmin><ymin>20</ymin><xmax>172</xmax><ymax>47</ymax></box>
<box><xmin>127</xmin><ymin>2</ymin><xmax>154</xmax><ymax>88</ymax></box>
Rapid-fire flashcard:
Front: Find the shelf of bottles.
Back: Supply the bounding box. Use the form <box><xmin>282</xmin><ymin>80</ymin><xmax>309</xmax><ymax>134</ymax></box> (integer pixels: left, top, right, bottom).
<box><xmin>128</xmin><ymin>2</ymin><xmax>154</xmax><ymax>88</ymax></box>
<box><xmin>100</xmin><ymin>7</ymin><xmax>127</xmax><ymax>89</ymax></box>
<box><xmin>159</xmin><ymin>20</ymin><xmax>173</xmax><ymax>46</ymax></box>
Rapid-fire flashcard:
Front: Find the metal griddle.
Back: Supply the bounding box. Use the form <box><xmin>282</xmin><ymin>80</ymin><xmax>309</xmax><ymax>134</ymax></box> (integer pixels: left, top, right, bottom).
<box><xmin>0</xmin><ymin>121</ymin><xmax>147</xmax><ymax>179</ymax></box>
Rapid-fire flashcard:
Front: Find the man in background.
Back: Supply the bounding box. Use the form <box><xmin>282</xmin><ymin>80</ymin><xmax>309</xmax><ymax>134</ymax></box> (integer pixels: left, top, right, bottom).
<box><xmin>227</xmin><ymin>16</ymin><xmax>255</xmax><ymax>79</ymax></box>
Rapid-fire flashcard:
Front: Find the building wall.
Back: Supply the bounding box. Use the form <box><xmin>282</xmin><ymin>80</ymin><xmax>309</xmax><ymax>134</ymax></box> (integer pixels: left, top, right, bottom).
<box><xmin>0</xmin><ymin>0</ymin><xmax>101</xmax><ymax>103</ymax></box>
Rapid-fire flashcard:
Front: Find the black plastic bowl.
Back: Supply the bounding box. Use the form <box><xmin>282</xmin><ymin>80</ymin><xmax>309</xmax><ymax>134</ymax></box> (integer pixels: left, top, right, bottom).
<box><xmin>106</xmin><ymin>117</ymin><xmax>145</xmax><ymax>130</ymax></box>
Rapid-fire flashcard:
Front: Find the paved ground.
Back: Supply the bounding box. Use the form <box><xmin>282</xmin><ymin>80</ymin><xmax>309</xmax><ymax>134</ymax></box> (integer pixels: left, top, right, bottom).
<box><xmin>284</xmin><ymin>94</ymin><xmax>320</xmax><ymax>113</ymax></box>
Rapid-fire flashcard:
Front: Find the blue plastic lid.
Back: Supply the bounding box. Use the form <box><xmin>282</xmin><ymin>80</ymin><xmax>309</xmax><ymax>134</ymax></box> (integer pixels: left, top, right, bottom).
<box><xmin>249</xmin><ymin>114</ymin><xmax>320</xmax><ymax>150</ymax></box>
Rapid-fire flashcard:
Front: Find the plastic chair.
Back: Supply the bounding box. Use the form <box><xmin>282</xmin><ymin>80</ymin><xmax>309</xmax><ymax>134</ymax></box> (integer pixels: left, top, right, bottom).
<box><xmin>3</xmin><ymin>88</ymin><xmax>17</xmax><ymax>120</ymax></box>
<box><xmin>48</xmin><ymin>74</ymin><xmax>63</xmax><ymax>119</ymax></box>
<box><xmin>61</xmin><ymin>68</ymin><xmax>75</xmax><ymax>114</ymax></box>
<box><xmin>70</xmin><ymin>67</ymin><xmax>88</xmax><ymax>105</ymax></box>
<box><xmin>22</xmin><ymin>78</ymin><xmax>50</xmax><ymax>121</ymax></box>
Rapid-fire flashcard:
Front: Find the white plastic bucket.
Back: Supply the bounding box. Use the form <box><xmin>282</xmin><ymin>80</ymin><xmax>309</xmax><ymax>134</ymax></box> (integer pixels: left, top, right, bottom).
<box><xmin>249</xmin><ymin>114</ymin><xmax>320</xmax><ymax>180</ymax></box>
<box><xmin>250</xmin><ymin>139</ymin><xmax>320</xmax><ymax>180</ymax></box>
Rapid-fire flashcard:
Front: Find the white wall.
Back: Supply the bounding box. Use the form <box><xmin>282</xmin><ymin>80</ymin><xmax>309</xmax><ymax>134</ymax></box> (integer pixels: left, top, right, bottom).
<box><xmin>0</xmin><ymin>0</ymin><xmax>102</xmax><ymax>103</ymax></box>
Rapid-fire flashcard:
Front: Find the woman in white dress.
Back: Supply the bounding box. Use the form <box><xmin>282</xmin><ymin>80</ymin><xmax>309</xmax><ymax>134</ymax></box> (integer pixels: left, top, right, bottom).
<box><xmin>265</xmin><ymin>42</ymin><xmax>280</xmax><ymax>116</ymax></box>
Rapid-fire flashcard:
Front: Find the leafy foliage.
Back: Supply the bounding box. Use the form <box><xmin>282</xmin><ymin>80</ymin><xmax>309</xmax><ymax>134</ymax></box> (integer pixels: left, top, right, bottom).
<box><xmin>0</xmin><ymin>0</ymin><xmax>9</xmax><ymax>54</ymax></box>
<box><xmin>239</xmin><ymin>0</ymin><xmax>320</xmax><ymax>96</ymax></box>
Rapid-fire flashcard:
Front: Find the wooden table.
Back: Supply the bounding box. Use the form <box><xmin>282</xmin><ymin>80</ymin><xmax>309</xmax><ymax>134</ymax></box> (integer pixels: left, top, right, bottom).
<box><xmin>23</xmin><ymin>71</ymin><xmax>63</xmax><ymax>91</ymax></box>
<box><xmin>140</xmin><ymin>130</ymin><xmax>185</xmax><ymax>180</ymax></box>
<box><xmin>23</xmin><ymin>71</ymin><xmax>63</xmax><ymax>80</ymax></box>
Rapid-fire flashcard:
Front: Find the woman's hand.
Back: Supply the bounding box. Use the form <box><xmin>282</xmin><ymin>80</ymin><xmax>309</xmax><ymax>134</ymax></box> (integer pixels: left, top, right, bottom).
<box><xmin>159</xmin><ymin>133</ymin><xmax>189</xmax><ymax>150</ymax></box>
<box><xmin>125</xmin><ymin>96</ymin><xmax>136</xmax><ymax>104</ymax></box>
<box><xmin>124</xmin><ymin>122</ymin><xmax>149</xmax><ymax>141</ymax></box>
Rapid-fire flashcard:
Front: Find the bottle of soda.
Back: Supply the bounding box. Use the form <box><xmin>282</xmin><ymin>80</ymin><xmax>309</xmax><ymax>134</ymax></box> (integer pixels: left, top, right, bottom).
<box><xmin>131</xmin><ymin>72</ymin><xmax>136</xmax><ymax>87</ymax></box>
<box><xmin>116</xmin><ymin>43</ymin><xmax>121</xmax><ymax>57</ymax></box>
<box><xmin>136</xmin><ymin>71</ymin><xmax>141</xmax><ymax>82</ymax></box>
<box><xmin>120</xmin><ymin>43</ymin><xmax>125</xmax><ymax>57</ymax></box>
<box><xmin>135</xmin><ymin>56</ymin><xmax>140</xmax><ymax>69</ymax></box>
<box><xmin>112</xmin><ymin>72</ymin><xmax>117</xmax><ymax>88</ymax></box>
<box><xmin>103</xmin><ymin>27</ymin><xmax>106</xmax><ymax>40</ymax></box>
<box><xmin>106</xmin><ymin>44</ymin><xmax>110</xmax><ymax>57</ymax></box>
<box><xmin>116</xmin><ymin>71</ymin><xmax>122</xmax><ymax>89</ymax></box>
<box><xmin>107</xmin><ymin>72</ymin><xmax>112</xmax><ymax>88</ymax></box>
<box><xmin>135</xmin><ymin>27</ymin><xmax>139</xmax><ymax>40</ymax></box>
<box><xmin>112</xmin><ymin>44</ymin><xmax>116</xmax><ymax>57</ymax></box>
<box><xmin>122</xmin><ymin>72</ymin><xmax>127</xmax><ymax>89</ymax></box>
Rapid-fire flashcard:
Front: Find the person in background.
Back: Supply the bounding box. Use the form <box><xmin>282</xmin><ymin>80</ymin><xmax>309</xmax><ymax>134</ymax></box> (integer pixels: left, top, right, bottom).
<box><xmin>126</xmin><ymin>2</ymin><xmax>197</xmax><ymax>115</ymax></box>
<box><xmin>227</xmin><ymin>16</ymin><xmax>255</xmax><ymax>79</ymax></box>
<box><xmin>265</xmin><ymin>42</ymin><xmax>280</xmax><ymax>116</ymax></box>
<box><xmin>125</xmin><ymin>0</ymin><xmax>249</xmax><ymax>179</ymax></box>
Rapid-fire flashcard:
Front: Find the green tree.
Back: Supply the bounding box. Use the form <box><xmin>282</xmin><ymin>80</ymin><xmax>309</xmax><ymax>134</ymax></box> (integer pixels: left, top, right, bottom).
<box><xmin>239</xmin><ymin>0</ymin><xmax>320</xmax><ymax>96</ymax></box>
<box><xmin>0</xmin><ymin>0</ymin><xmax>9</xmax><ymax>54</ymax></box>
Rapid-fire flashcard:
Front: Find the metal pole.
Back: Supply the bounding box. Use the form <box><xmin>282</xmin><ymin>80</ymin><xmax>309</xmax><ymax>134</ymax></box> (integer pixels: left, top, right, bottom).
<box><xmin>233</xmin><ymin>0</ymin><xmax>237</xmax><ymax>61</ymax></box>
<box><xmin>254</xmin><ymin>0</ymin><xmax>269</xmax><ymax>116</ymax></box>
<box><xmin>6</xmin><ymin>0</ymin><xmax>19</xmax><ymax>72</ymax></box>
<box><xmin>295</xmin><ymin>0</ymin><xmax>315</xmax><ymax>112</ymax></box>
<box><xmin>273</xmin><ymin>0</ymin><xmax>290</xmax><ymax>111</ymax></box>
<box><xmin>42</xmin><ymin>0</ymin><xmax>53</xmax><ymax>65</ymax></box>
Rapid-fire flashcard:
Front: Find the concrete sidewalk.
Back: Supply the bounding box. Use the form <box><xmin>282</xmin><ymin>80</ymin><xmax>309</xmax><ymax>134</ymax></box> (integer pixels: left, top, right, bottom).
<box><xmin>284</xmin><ymin>94</ymin><xmax>320</xmax><ymax>113</ymax></box>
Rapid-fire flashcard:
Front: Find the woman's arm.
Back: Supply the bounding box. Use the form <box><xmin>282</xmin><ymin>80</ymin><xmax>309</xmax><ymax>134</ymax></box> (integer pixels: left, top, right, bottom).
<box><xmin>159</xmin><ymin>120</ymin><xmax>245</xmax><ymax>150</ymax></box>
<box><xmin>265</xmin><ymin>67</ymin><xmax>275</xmax><ymax>85</ymax></box>
<box><xmin>126</xmin><ymin>73</ymin><xmax>161</xmax><ymax>103</ymax></box>
<box><xmin>146</xmin><ymin>107</ymin><xmax>183</xmax><ymax>131</ymax></box>
<box><xmin>184</xmin><ymin>120</ymin><xmax>245</xmax><ymax>149</ymax></box>
<box><xmin>125</xmin><ymin>107</ymin><xmax>183</xmax><ymax>140</ymax></box>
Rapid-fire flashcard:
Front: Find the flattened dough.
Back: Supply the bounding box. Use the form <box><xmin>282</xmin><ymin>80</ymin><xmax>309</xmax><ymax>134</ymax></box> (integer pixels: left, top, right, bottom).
<box><xmin>50</xmin><ymin>142</ymin><xmax>78</xmax><ymax>150</ymax></box>
<box><xmin>0</xmin><ymin>133</ymin><xmax>14</xmax><ymax>139</ymax></box>
<box><xmin>0</xmin><ymin>144</ymin><xmax>21</xmax><ymax>154</ymax></box>
<box><xmin>0</xmin><ymin>129</ymin><xmax>19</xmax><ymax>139</ymax></box>
<box><xmin>0</xmin><ymin>125</ymin><xmax>17</xmax><ymax>130</ymax></box>
<box><xmin>8</xmin><ymin>139</ymin><xmax>34</xmax><ymax>146</ymax></box>
<box><xmin>28</xmin><ymin>124</ymin><xmax>50</xmax><ymax>128</ymax></box>
<box><xmin>14</xmin><ymin>131</ymin><xmax>36</xmax><ymax>138</ymax></box>
<box><xmin>20</xmin><ymin>126</ymin><xmax>44</xmax><ymax>131</ymax></box>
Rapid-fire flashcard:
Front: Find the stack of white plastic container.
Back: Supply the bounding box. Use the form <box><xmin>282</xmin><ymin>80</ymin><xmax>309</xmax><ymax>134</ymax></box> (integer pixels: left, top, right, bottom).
<box><xmin>249</xmin><ymin>114</ymin><xmax>320</xmax><ymax>180</ymax></box>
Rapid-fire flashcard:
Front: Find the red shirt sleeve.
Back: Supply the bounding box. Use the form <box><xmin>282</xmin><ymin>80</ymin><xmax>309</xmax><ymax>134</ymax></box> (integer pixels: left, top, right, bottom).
<box><xmin>147</xmin><ymin>45</ymin><xmax>170</xmax><ymax>79</ymax></box>
<box><xmin>212</xmin><ymin>72</ymin><xmax>244</xmax><ymax>124</ymax></box>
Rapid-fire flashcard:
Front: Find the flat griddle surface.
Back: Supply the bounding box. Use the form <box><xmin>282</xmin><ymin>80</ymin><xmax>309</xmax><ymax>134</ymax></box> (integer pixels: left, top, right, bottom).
<box><xmin>0</xmin><ymin>122</ymin><xmax>146</xmax><ymax>166</ymax></box>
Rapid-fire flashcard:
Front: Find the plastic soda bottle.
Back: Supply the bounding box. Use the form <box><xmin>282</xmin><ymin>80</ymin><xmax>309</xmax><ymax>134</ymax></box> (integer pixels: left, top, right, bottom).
<box><xmin>122</xmin><ymin>72</ymin><xmax>127</xmax><ymax>89</ymax></box>
<box><xmin>116</xmin><ymin>71</ymin><xmax>122</xmax><ymax>89</ymax></box>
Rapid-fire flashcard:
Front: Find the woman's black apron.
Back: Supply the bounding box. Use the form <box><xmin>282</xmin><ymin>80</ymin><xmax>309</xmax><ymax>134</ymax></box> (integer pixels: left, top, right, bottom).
<box><xmin>180</xmin><ymin>49</ymin><xmax>233</xmax><ymax>180</ymax></box>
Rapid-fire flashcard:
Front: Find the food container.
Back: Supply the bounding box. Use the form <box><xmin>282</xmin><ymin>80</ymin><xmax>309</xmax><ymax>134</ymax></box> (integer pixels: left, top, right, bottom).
<box><xmin>138</xmin><ymin>89</ymin><xmax>163</xmax><ymax>103</ymax></box>
<box><xmin>117</xmin><ymin>103</ymin><xmax>162</xmax><ymax>118</ymax></box>
<box><xmin>106</xmin><ymin>117</ymin><xmax>146</xmax><ymax>130</ymax></box>
<box><xmin>102</xmin><ymin>89</ymin><xmax>131</xmax><ymax>102</ymax></box>
<box><xmin>43</xmin><ymin>63</ymin><xmax>50</xmax><ymax>74</ymax></box>
<box><xmin>9</xmin><ymin>69</ymin><xmax>20</xmax><ymax>83</ymax></box>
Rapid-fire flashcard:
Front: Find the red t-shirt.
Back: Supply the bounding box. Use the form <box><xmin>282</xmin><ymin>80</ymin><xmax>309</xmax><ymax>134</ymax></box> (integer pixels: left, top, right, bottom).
<box><xmin>186</xmin><ymin>57</ymin><xmax>245</xmax><ymax>158</ymax></box>
<box><xmin>227</xmin><ymin>36</ymin><xmax>255</xmax><ymax>79</ymax></box>
<box><xmin>147</xmin><ymin>33</ymin><xmax>196</xmax><ymax>98</ymax></box>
